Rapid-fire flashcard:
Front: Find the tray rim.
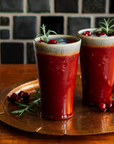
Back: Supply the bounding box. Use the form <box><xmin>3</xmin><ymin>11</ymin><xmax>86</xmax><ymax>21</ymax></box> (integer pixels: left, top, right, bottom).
<box><xmin>0</xmin><ymin>77</ymin><xmax>114</xmax><ymax>136</ymax></box>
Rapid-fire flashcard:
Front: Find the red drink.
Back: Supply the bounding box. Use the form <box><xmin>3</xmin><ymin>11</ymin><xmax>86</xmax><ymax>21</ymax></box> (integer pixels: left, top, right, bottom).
<box><xmin>35</xmin><ymin>51</ymin><xmax>79</xmax><ymax>119</ymax></box>
<box><xmin>33</xmin><ymin>35</ymin><xmax>81</xmax><ymax>119</ymax></box>
<box><xmin>80</xmin><ymin>45</ymin><xmax>114</xmax><ymax>106</ymax></box>
<box><xmin>77</xmin><ymin>28</ymin><xmax>114</xmax><ymax>107</ymax></box>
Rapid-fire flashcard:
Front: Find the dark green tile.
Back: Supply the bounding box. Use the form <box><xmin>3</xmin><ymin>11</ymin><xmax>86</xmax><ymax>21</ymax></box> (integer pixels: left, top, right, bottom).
<box><xmin>55</xmin><ymin>0</ymin><xmax>78</xmax><ymax>13</ymax></box>
<box><xmin>68</xmin><ymin>17</ymin><xmax>91</xmax><ymax>36</ymax></box>
<box><xmin>82</xmin><ymin>0</ymin><xmax>106</xmax><ymax>13</ymax></box>
<box><xmin>28</xmin><ymin>0</ymin><xmax>50</xmax><ymax>13</ymax></box>
<box><xmin>13</xmin><ymin>16</ymin><xmax>37</xmax><ymax>39</ymax></box>
<box><xmin>0</xmin><ymin>0</ymin><xmax>23</xmax><ymax>12</ymax></box>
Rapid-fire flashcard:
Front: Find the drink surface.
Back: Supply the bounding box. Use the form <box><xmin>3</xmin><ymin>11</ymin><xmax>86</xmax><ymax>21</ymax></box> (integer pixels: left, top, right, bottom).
<box><xmin>35</xmin><ymin>50</ymin><xmax>79</xmax><ymax>119</ymax></box>
<box><xmin>80</xmin><ymin>45</ymin><xmax>114</xmax><ymax>106</ymax></box>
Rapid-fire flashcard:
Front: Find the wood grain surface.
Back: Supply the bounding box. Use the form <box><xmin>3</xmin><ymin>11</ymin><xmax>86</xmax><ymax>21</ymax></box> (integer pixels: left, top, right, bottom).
<box><xmin>0</xmin><ymin>64</ymin><xmax>114</xmax><ymax>144</ymax></box>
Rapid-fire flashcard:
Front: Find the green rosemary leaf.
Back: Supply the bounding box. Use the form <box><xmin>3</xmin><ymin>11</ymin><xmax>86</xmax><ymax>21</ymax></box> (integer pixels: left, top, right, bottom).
<box><xmin>99</xmin><ymin>26</ymin><xmax>107</xmax><ymax>34</ymax></box>
<box><xmin>109</xmin><ymin>30</ymin><xmax>114</xmax><ymax>33</ymax></box>
<box><xmin>107</xmin><ymin>18</ymin><xmax>110</xmax><ymax>23</ymax></box>
<box><xmin>18</xmin><ymin>105</ymin><xmax>26</xmax><ymax>108</ymax></box>
<box><xmin>104</xmin><ymin>18</ymin><xmax>107</xmax><ymax>25</ymax></box>
<box><xmin>15</xmin><ymin>102</ymin><xmax>28</xmax><ymax>107</ymax></box>
<box><xmin>35</xmin><ymin>88</ymin><xmax>40</xmax><ymax>99</ymax></box>
<box><xmin>46</xmin><ymin>30</ymin><xmax>57</xmax><ymax>42</ymax></box>
<box><xmin>41</xmin><ymin>24</ymin><xmax>46</xmax><ymax>35</ymax></box>
<box><xmin>108</xmin><ymin>18</ymin><xmax>114</xmax><ymax>25</ymax></box>
<box><xmin>29</xmin><ymin>108</ymin><xmax>36</xmax><ymax>112</ymax></box>
<box><xmin>36</xmin><ymin>24</ymin><xmax>57</xmax><ymax>43</ymax></box>
<box><xmin>46</xmin><ymin>30</ymin><xmax>50</xmax><ymax>36</ymax></box>
<box><xmin>11</xmin><ymin>109</ymin><xmax>24</xmax><ymax>114</ymax></box>
<box><xmin>19</xmin><ymin>110</ymin><xmax>25</xmax><ymax>116</ymax></box>
<box><xmin>109</xmin><ymin>24</ymin><xmax>114</xmax><ymax>29</ymax></box>
<box><xmin>11</xmin><ymin>88</ymin><xmax>41</xmax><ymax>116</ymax></box>
<box><xmin>27</xmin><ymin>110</ymin><xmax>35</xmax><ymax>115</ymax></box>
<box><xmin>99</xmin><ymin>22</ymin><xmax>107</xmax><ymax>27</ymax></box>
<box><xmin>49</xmin><ymin>30</ymin><xmax>57</xmax><ymax>35</ymax></box>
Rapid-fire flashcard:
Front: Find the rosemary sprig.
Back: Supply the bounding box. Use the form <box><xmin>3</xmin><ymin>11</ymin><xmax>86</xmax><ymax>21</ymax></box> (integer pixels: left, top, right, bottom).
<box><xmin>36</xmin><ymin>24</ymin><xmax>57</xmax><ymax>43</ymax></box>
<box><xmin>94</xmin><ymin>18</ymin><xmax>114</xmax><ymax>34</ymax></box>
<box><xmin>11</xmin><ymin>88</ymin><xmax>41</xmax><ymax>116</ymax></box>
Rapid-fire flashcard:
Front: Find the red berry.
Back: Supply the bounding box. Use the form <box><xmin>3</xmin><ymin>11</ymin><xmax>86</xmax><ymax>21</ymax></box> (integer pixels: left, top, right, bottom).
<box><xmin>39</xmin><ymin>40</ymin><xmax>45</xmax><ymax>42</ymax></box>
<box><xmin>67</xmin><ymin>39</ymin><xmax>75</xmax><ymax>43</ymax></box>
<box><xmin>15</xmin><ymin>96</ymin><xmax>23</xmax><ymax>103</ymax></box>
<box><xmin>108</xmin><ymin>33</ymin><xmax>114</xmax><ymax>36</ymax></box>
<box><xmin>86</xmin><ymin>31</ymin><xmax>92</xmax><ymax>36</ymax></box>
<box><xmin>98</xmin><ymin>102</ymin><xmax>106</xmax><ymax>112</ymax></box>
<box><xmin>95</xmin><ymin>31</ymin><xmax>101</xmax><ymax>36</ymax></box>
<box><xmin>106</xmin><ymin>101</ymin><xmax>112</xmax><ymax>111</ymax></box>
<box><xmin>48</xmin><ymin>39</ymin><xmax>57</xmax><ymax>44</ymax></box>
<box><xmin>20</xmin><ymin>91</ymin><xmax>30</xmax><ymax>102</ymax></box>
<box><xmin>82</xmin><ymin>32</ymin><xmax>88</xmax><ymax>36</ymax></box>
<box><xmin>18</xmin><ymin>91</ymin><xmax>24</xmax><ymax>97</ymax></box>
<box><xmin>96</xmin><ymin>31</ymin><xmax>106</xmax><ymax>36</ymax></box>
<box><xmin>10</xmin><ymin>93</ymin><xmax>17</xmax><ymax>101</ymax></box>
<box><xmin>99</xmin><ymin>32</ymin><xmax>106</xmax><ymax>36</ymax></box>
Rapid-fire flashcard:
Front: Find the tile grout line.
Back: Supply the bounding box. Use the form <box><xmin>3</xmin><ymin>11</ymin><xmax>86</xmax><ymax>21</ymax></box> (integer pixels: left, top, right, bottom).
<box><xmin>106</xmin><ymin>0</ymin><xmax>109</xmax><ymax>14</ymax></box>
<box><xmin>23</xmin><ymin>0</ymin><xmax>27</xmax><ymax>64</ymax></box>
<box><xmin>78</xmin><ymin>0</ymin><xmax>82</xmax><ymax>14</ymax></box>
<box><xmin>0</xmin><ymin>0</ymin><xmax>112</xmax><ymax>64</ymax></box>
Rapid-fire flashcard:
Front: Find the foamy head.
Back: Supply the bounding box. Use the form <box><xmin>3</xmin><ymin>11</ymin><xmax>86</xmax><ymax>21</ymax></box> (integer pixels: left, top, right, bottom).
<box><xmin>77</xmin><ymin>28</ymin><xmax>114</xmax><ymax>46</ymax></box>
<box><xmin>33</xmin><ymin>35</ymin><xmax>81</xmax><ymax>55</ymax></box>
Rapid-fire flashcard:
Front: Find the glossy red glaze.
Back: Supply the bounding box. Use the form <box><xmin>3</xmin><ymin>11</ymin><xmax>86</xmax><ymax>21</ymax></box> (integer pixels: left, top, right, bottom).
<box><xmin>35</xmin><ymin>51</ymin><xmax>79</xmax><ymax>119</ymax></box>
<box><xmin>80</xmin><ymin>45</ymin><xmax>114</xmax><ymax>106</ymax></box>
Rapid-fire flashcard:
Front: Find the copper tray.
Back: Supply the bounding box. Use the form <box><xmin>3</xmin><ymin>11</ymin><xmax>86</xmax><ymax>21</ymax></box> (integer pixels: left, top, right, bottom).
<box><xmin>0</xmin><ymin>76</ymin><xmax>114</xmax><ymax>136</ymax></box>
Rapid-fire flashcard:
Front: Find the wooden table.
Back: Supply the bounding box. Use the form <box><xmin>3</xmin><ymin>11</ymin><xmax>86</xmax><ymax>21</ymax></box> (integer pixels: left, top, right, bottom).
<box><xmin>0</xmin><ymin>64</ymin><xmax>114</xmax><ymax>144</ymax></box>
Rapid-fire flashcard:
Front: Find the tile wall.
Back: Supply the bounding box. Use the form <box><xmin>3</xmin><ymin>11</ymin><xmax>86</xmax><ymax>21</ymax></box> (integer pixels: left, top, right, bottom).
<box><xmin>0</xmin><ymin>0</ymin><xmax>114</xmax><ymax>64</ymax></box>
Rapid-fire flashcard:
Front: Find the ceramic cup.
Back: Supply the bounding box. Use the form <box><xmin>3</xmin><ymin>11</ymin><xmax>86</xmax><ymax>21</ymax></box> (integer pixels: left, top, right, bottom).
<box><xmin>33</xmin><ymin>35</ymin><xmax>81</xmax><ymax>120</ymax></box>
<box><xmin>77</xmin><ymin>28</ymin><xmax>114</xmax><ymax>106</ymax></box>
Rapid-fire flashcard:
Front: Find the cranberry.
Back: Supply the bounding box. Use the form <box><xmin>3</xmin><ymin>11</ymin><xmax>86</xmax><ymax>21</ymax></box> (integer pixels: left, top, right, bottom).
<box><xmin>67</xmin><ymin>39</ymin><xmax>75</xmax><ymax>43</ymax></box>
<box><xmin>95</xmin><ymin>31</ymin><xmax>101</xmax><ymax>36</ymax></box>
<box><xmin>48</xmin><ymin>39</ymin><xmax>57</xmax><ymax>44</ymax></box>
<box><xmin>82</xmin><ymin>32</ymin><xmax>88</xmax><ymax>36</ymax></box>
<box><xmin>39</xmin><ymin>40</ymin><xmax>45</xmax><ymax>42</ymax></box>
<box><xmin>15</xmin><ymin>96</ymin><xmax>23</xmax><ymax>103</ymax></box>
<box><xmin>9</xmin><ymin>93</ymin><xmax>17</xmax><ymax>101</ymax></box>
<box><xmin>99</xmin><ymin>32</ymin><xmax>106</xmax><ymax>36</ymax></box>
<box><xmin>86</xmin><ymin>31</ymin><xmax>92</xmax><ymax>36</ymax></box>
<box><xmin>106</xmin><ymin>101</ymin><xmax>112</xmax><ymax>111</ymax></box>
<box><xmin>96</xmin><ymin>31</ymin><xmax>106</xmax><ymax>36</ymax></box>
<box><xmin>20</xmin><ymin>91</ymin><xmax>30</xmax><ymax>102</ymax></box>
<box><xmin>108</xmin><ymin>33</ymin><xmax>114</xmax><ymax>36</ymax></box>
<box><xmin>18</xmin><ymin>91</ymin><xmax>24</xmax><ymax>97</ymax></box>
<box><xmin>98</xmin><ymin>102</ymin><xmax>106</xmax><ymax>112</ymax></box>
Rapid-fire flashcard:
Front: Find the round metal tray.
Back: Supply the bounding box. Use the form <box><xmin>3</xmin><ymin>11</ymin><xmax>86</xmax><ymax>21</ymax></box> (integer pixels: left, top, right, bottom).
<box><xmin>0</xmin><ymin>76</ymin><xmax>114</xmax><ymax>136</ymax></box>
